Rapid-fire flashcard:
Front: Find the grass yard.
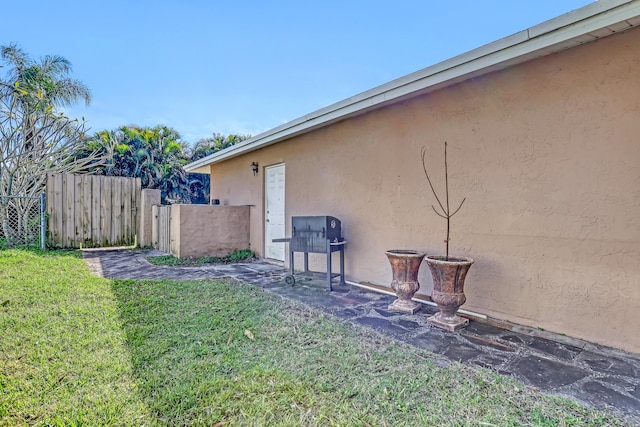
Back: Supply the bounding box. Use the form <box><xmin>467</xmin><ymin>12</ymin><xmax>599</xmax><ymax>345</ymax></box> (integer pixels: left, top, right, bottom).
<box><xmin>0</xmin><ymin>249</ymin><xmax>627</xmax><ymax>426</ymax></box>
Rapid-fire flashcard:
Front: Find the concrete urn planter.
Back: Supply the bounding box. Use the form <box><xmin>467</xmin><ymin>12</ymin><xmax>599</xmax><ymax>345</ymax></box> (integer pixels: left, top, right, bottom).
<box><xmin>385</xmin><ymin>250</ymin><xmax>426</xmax><ymax>314</ymax></box>
<box><xmin>426</xmin><ymin>256</ymin><xmax>474</xmax><ymax>331</ymax></box>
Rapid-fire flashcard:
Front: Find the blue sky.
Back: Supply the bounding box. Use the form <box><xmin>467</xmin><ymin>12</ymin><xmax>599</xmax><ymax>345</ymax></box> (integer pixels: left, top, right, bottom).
<box><xmin>2</xmin><ymin>1</ymin><xmax>594</xmax><ymax>144</ymax></box>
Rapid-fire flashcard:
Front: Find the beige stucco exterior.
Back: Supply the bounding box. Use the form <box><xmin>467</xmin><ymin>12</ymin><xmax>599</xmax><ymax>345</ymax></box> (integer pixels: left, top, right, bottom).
<box><xmin>206</xmin><ymin>28</ymin><xmax>640</xmax><ymax>353</ymax></box>
<box><xmin>169</xmin><ymin>205</ymin><xmax>250</xmax><ymax>258</ymax></box>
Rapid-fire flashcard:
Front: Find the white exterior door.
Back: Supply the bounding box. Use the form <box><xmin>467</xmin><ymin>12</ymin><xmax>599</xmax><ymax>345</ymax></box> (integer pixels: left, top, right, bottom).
<box><xmin>265</xmin><ymin>164</ymin><xmax>285</xmax><ymax>260</ymax></box>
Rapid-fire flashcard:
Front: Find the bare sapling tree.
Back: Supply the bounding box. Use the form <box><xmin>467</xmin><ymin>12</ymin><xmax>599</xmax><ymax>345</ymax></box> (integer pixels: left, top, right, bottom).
<box><xmin>0</xmin><ymin>88</ymin><xmax>104</xmax><ymax>246</ymax></box>
<box><xmin>420</xmin><ymin>141</ymin><xmax>466</xmax><ymax>260</ymax></box>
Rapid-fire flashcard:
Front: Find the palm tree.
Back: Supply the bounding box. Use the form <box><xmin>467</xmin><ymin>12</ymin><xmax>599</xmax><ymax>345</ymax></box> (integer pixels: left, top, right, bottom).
<box><xmin>0</xmin><ymin>44</ymin><xmax>91</xmax><ymax>110</ymax></box>
<box><xmin>0</xmin><ymin>44</ymin><xmax>95</xmax><ymax>246</ymax></box>
<box><xmin>187</xmin><ymin>133</ymin><xmax>251</xmax><ymax>203</ymax></box>
<box><xmin>76</xmin><ymin>125</ymin><xmax>194</xmax><ymax>204</ymax></box>
<box><xmin>1</xmin><ymin>44</ymin><xmax>91</xmax><ymax>164</ymax></box>
<box><xmin>189</xmin><ymin>133</ymin><xmax>250</xmax><ymax>161</ymax></box>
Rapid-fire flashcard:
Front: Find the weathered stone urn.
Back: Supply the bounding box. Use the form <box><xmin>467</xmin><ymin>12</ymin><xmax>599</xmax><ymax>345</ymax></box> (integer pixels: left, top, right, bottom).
<box><xmin>425</xmin><ymin>256</ymin><xmax>474</xmax><ymax>331</ymax></box>
<box><xmin>385</xmin><ymin>250</ymin><xmax>426</xmax><ymax>314</ymax></box>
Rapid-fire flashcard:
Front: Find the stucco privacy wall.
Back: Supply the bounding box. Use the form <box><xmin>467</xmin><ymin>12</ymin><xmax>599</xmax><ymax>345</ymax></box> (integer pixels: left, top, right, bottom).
<box><xmin>209</xmin><ymin>28</ymin><xmax>640</xmax><ymax>353</ymax></box>
<box><xmin>169</xmin><ymin>205</ymin><xmax>249</xmax><ymax>259</ymax></box>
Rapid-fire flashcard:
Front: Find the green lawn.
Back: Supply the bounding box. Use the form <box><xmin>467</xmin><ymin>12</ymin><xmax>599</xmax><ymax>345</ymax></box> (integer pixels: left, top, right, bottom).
<box><xmin>0</xmin><ymin>249</ymin><xmax>626</xmax><ymax>426</ymax></box>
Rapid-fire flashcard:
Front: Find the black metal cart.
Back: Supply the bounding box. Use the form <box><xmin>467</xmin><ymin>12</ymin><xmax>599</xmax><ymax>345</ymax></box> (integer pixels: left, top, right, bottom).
<box><xmin>272</xmin><ymin>215</ymin><xmax>346</xmax><ymax>290</ymax></box>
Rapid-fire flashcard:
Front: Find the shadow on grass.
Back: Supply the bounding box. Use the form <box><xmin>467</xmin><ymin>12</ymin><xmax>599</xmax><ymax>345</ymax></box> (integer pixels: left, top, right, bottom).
<box><xmin>109</xmin><ymin>278</ymin><xmax>338</xmax><ymax>425</ymax></box>
<box><xmin>0</xmin><ymin>249</ymin><xmax>154</xmax><ymax>425</ymax></box>
<box><xmin>109</xmin><ymin>277</ymin><xmax>626</xmax><ymax>427</ymax></box>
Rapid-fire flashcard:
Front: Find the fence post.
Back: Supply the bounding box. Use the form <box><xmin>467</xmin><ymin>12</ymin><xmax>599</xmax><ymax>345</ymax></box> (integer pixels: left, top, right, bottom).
<box><xmin>40</xmin><ymin>193</ymin><xmax>46</xmax><ymax>250</ymax></box>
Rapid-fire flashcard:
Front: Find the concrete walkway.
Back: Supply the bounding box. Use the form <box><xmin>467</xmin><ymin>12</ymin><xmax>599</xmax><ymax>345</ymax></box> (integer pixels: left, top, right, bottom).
<box><xmin>83</xmin><ymin>248</ymin><xmax>640</xmax><ymax>424</ymax></box>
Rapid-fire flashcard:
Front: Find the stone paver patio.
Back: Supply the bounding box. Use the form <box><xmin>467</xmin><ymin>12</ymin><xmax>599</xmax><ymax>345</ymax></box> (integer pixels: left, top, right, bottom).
<box><xmin>83</xmin><ymin>248</ymin><xmax>640</xmax><ymax>424</ymax></box>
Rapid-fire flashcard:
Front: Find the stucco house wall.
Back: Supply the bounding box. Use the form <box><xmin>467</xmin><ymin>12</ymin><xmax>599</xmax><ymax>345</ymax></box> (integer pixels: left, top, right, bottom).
<box><xmin>206</xmin><ymin>28</ymin><xmax>640</xmax><ymax>353</ymax></box>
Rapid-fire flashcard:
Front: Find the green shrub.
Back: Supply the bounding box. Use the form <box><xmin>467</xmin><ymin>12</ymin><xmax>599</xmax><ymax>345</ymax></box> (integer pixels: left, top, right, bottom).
<box><xmin>147</xmin><ymin>249</ymin><xmax>255</xmax><ymax>266</ymax></box>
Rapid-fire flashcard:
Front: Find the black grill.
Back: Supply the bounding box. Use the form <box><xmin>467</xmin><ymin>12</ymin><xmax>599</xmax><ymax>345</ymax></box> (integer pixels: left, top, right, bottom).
<box><xmin>273</xmin><ymin>216</ymin><xmax>346</xmax><ymax>290</ymax></box>
<box><xmin>291</xmin><ymin>216</ymin><xmax>342</xmax><ymax>252</ymax></box>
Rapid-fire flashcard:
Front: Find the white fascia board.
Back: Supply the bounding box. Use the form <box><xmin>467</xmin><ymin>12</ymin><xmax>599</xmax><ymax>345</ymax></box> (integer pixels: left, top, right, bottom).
<box><xmin>188</xmin><ymin>165</ymin><xmax>210</xmax><ymax>174</ymax></box>
<box><xmin>528</xmin><ymin>0</ymin><xmax>633</xmax><ymax>37</ymax></box>
<box><xmin>185</xmin><ymin>0</ymin><xmax>640</xmax><ymax>173</ymax></box>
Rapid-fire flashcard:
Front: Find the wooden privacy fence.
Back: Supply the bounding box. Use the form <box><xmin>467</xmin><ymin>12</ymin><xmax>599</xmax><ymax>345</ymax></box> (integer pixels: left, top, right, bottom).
<box><xmin>47</xmin><ymin>173</ymin><xmax>141</xmax><ymax>248</ymax></box>
<box><xmin>152</xmin><ymin>205</ymin><xmax>171</xmax><ymax>253</ymax></box>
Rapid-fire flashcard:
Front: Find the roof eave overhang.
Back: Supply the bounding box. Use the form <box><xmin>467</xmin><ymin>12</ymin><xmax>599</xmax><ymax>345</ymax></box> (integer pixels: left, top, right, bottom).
<box><xmin>186</xmin><ymin>0</ymin><xmax>640</xmax><ymax>173</ymax></box>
